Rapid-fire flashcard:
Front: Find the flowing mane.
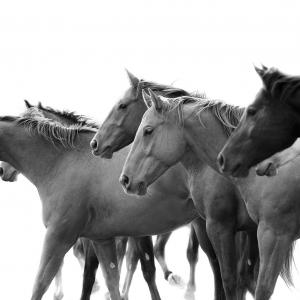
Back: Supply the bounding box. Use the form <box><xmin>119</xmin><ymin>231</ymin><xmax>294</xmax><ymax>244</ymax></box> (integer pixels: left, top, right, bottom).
<box><xmin>17</xmin><ymin>105</ymin><xmax>99</xmax><ymax>148</ymax></box>
<box><xmin>161</xmin><ymin>95</ymin><xmax>244</xmax><ymax>136</ymax></box>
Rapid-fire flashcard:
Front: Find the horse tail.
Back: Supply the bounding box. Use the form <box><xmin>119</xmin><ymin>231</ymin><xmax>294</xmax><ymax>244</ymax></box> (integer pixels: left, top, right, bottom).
<box><xmin>280</xmin><ymin>241</ymin><xmax>296</xmax><ymax>287</ymax></box>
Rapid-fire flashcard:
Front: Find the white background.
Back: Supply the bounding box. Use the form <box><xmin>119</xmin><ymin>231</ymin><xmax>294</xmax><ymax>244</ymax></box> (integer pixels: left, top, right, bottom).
<box><xmin>0</xmin><ymin>0</ymin><xmax>300</xmax><ymax>299</ymax></box>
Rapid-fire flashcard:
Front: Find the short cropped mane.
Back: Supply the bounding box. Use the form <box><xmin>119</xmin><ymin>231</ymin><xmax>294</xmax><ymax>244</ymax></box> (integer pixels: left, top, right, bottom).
<box><xmin>162</xmin><ymin>95</ymin><xmax>244</xmax><ymax>136</ymax></box>
<box><xmin>18</xmin><ymin>106</ymin><xmax>99</xmax><ymax>148</ymax></box>
<box><xmin>37</xmin><ymin>102</ymin><xmax>99</xmax><ymax>129</ymax></box>
<box><xmin>261</xmin><ymin>68</ymin><xmax>300</xmax><ymax>103</ymax></box>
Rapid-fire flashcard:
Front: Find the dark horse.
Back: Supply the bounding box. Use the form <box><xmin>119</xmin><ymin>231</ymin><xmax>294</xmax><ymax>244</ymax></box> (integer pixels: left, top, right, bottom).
<box><xmin>0</xmin><ymin>102</ymin><xmax>210</xmax><ymax>300</ymax></box>
<box><xmin>218</xmin><ymin>66</ymin><xmax>300</xmax><ymax>177</ymax></box>
<box><xmin>91</xmin><ymin>70</ymin><xmax>200</xmax><ymax>299</ymax></box>
<box><xmin>121</xmin><ymin>89</ymin><xmax>299</xmax><ymax>300</ymax></box>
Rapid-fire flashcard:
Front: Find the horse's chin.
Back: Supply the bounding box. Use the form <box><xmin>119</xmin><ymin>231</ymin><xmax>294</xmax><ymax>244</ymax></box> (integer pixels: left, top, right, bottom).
<box><xmin>122</xmin><ymin>182</ymin><xmax>148</xmax><ymax>196</ymax></box>
<box><xmin>99</xmin><ymin>146</ymin><xmax>114</xmax><ymax>159</ymax></box>
<box><xmin>228</xmin><ymin>164</ymin><xmax>250</xmax><ymax>178</ymax></box>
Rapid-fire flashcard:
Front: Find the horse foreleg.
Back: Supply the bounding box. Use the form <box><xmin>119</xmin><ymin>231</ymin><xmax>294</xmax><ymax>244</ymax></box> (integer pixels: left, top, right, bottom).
<box><xmin>192</xmin><ymin>217</ymin><xmax>226</xmax><ymax>300</ymax></box>
<box><xmin>121</xmin><ymin>238</ymin><xmax>139</xmax><ymax>300</ymax></box>
<box><xmin>31</xmin><ymin>227</ymin><xmax>76</xmax><ymax>300</ymax></box>
<box><xmin>206</xmin><ymin>219</ymin><xmax>238</xmax><ymax>300</ymax></box>
<box><xmin>135</xmin><ymin>236</ymin><xmax>162</xmax><ymax>300</ymax></box>
<box><xmin>255</xmin><ymin>223</ymin><xmax>294</xmax><ymax>300</ymax></box>
<box><xmin>184</xmin><ymin>224</ymin><xmax>199</xmax><ymax>300</ymax></box>
<box><xmin>80</xmin><ymin>239</ymin><xmax>99</xmax><ymax>300</ymax></box>
<box><xmin>92</xmin><ymin>239</ymin><xmax>121</xmax><ymax>300</ymax></box>
<box><xmin>53</xmin><ymin>261</ymin><xmax>64</xmax><ymax>300</ymax></box>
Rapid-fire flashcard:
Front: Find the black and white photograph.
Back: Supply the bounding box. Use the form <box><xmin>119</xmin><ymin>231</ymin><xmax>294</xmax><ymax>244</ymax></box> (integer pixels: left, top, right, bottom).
<box><xmin>1</xmin><ymin>1</ymin><xmax>300</xmax><ymax>299</ymax></box>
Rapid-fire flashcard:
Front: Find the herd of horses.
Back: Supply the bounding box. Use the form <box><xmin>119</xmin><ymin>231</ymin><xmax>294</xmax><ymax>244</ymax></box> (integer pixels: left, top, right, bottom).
<box><xmin>1</xmin><ymin>66</ymin><xmax>300</xmax><ymax>300</ymax></box>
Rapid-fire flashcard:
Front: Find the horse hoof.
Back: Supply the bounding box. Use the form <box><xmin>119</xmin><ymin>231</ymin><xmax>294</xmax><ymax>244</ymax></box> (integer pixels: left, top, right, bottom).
<box><xmin>92</xmin><ymin>281</ymin><xmax>100</xmax><ymax>293</ymax></box>
<box><xmin>184</xmin><ymin>289</ymin><xmax>196</xmax><ymax>300</ymax></box>
<box><xmin>53</xmin><ymin>292</ymin><xmax>64</xmax><ymax>300</ymax></box>
<box><xmin>167</xmin><ymin>273</ymin><xmax>185</xmax><ymax>288</ymax></box>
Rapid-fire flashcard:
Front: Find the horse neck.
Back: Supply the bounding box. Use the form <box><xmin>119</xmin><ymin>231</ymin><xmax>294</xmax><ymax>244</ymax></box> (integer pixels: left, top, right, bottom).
<box><xmin>0</xmin><ymin>123</ymin><xmax>94</xmax><ymax>187</ymax></box>
<box><xmin>182</xmin><ymin>105</ymin><xmax>229</xmax><ymax>172</ymax></box>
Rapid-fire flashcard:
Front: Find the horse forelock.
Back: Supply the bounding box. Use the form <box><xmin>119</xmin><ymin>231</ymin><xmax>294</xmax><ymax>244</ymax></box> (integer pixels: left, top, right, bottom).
<box><xmin>161</xmin><ymin>95</ymin><xmax>244</xmax><ymax>136</ymax></box>
<box><xmin>17</xmin><ymin>106</ymin><xmax>98</xmax><ymax>148</ymax></box>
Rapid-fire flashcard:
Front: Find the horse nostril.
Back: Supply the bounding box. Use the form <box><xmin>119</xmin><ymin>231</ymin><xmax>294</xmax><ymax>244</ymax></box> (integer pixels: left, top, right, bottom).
<box><xmin>90</xmin><ymin>139</ymin><xmax>98</xmax><ymax>151</ymax></box>
<box><xmin>120</xmin><ymin>174</ymin><xmax>130</xmax><ymax>188</ymax></box>
<box><xmin>0</xmin><ymin>167</ymin><xmax>3</xmax><ymax>177</ymax></box>
<box><xmin>217</xmin><ymin>153</ymin><xmax>226</xmax><ymax>170</ymax></box>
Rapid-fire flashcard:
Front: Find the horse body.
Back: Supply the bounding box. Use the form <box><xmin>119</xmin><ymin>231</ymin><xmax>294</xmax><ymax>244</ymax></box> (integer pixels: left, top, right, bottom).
<box><xmin>0</xmin><ymin>109</ymin><xmax>200</xmax><ymax>300</ymax></box>
<box><xmin>120</xmin><ymin>91</ymin><xmax>259</xmax><ymax>299</ymax></box>
<box><xmin>91</xmin><ymin>72</ymin><xmax>204</xmax><ymax>298</ymax></box>
<box><xmin>121</xmin><ymin>92</ymin><xmax>300</xmax><ymax>299</ymax></box>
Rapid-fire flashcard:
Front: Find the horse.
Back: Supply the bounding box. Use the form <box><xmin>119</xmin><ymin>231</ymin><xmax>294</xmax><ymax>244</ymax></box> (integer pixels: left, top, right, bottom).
<box><xmin>217</xmin><ymin>66</ymin><xmax>300</xmax><ymax>177</ymax></box>
<box><xmin>0</xmin><ymin>103</ymin><xmax>208</xmax><ymax>300</ymax></box>
<box><xmin>0</xmin><ymin>161</ymin><xmax>106</xmax><ymax>300</ymax></box>
<box><xmin>119</xmin><ymin>89</ymin><xmax>259</xmax><ymax>300</ymax></box>
<box><xmin>91</xmin><ymin>70</ymin><xmax>200</xmax><ymax>299</ymax></box>
<box><xmin>255</xmin><ymin>138</ymin><xmax>300</xmax><ymax>177</ymax></box>
<box><xmin>16</xmin><ymin>101</ymin><xmax>168</xmax><ymax>300</ymax></box>
<box><xmin>120</xmin><ymin>89</ymin><xmax>300</xmax><ymax>300</ymax></box>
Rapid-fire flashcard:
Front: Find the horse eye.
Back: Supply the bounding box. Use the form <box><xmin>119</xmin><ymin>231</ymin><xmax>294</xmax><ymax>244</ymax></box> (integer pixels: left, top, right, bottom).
<box><xmin>143</xmin><ymin>127</ymin><xmax>153</xmax><ymax>136</ymax></box>
<box><xmin>247</xmin><ymin>107</ymin><xmax>257</xmax><ymax>116</ymax></box>
<box><xmin>118</xmin><ymin>103</ymin><xmax>127</xmax><ymax>110</ymax></box>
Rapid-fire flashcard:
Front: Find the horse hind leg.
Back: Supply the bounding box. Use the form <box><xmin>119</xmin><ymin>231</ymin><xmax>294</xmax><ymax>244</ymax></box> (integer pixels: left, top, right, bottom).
<box><xmin>255</xmin><ymin>223</ymin><xmax>295</xmax><ymax>300</ymax></box>
<box><xmin>79</xmin><ymin>239</ymin><xmax>99</xmax><ymax>300</ymax></box>
<box><xmin>136</xmin><ymin>236</ymin><xmax>162</xmax><ymax>300</ymax></box>
<box><xmin>121</xmin><ymin>238</ymin><xmax>139</xmax><ymax>300</ymax></box>
<box><xmin>184</xmin><ymin>224</ymin><xmax>199</xmax><ymax>300</ymax></box>
<box><xmin>116</xmin><ymin>237</ymin><xmax>128</xmax><ymax>272</ymax></box>
<box><xmin>192</xmin><ymin>217</ymin><xmax>226</xmax><ymax>300</ymax></box>
<box><xmin>92</xmin><ymin>239</ymin><xmax>121</xmax><ymax>300</ymax></box>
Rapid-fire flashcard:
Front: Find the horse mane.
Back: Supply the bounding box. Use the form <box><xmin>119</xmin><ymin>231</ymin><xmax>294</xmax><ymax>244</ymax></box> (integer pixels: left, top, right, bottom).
<box><xmin>260</xmin><ymin>68</ymin><xmax>300</xmax><ymax>103</ymax></box>
<box><xmin>161</xmin><ymin>95</ymin><xmax>244</xmax><ymax>136</ymax></box>
<box><xmin>17</xmin><ymin>105</ymin><xmax>99</xmax><ymax>148</ymax></box>
<box><xmin>36</xmin><ymin>102</ymin><xmax>99</xmax><ymax>129</ymax></box>
<box><xmin>139</xmin><ymin>80</ymin><xmax>192</xmax><ymax>98</ymax></box>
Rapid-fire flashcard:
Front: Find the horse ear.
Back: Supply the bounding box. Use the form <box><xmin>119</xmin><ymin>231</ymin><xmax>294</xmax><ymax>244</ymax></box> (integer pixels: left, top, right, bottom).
<box><xmin>24</xmin><ymin>99</ymin><xmax>33</xmax><ymax>108</ymax></box>
<box><xmin>136</xmin><ymin>80</ymin><xmax>144</xmax><ymax>99</ymax></box>
<box><xmin>254</xmin><ymin>65</ymin><xmax>266</xmax><ymax>78</ymax></box>
<box><xmin>142</xmin><ymin>89</ymin><xmax>152</xmax><ymax>108</ymax></box>
<box><xmin>125</xmin><ymin>69</ymin><xmax>139</xmax><ymax>88</ymax></box>
<box><xmin>148</xmin><ymin>89</ymin><xmax>163</xmax><ymax>112</ymax></box>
